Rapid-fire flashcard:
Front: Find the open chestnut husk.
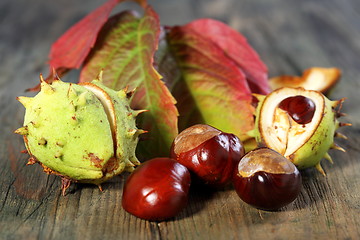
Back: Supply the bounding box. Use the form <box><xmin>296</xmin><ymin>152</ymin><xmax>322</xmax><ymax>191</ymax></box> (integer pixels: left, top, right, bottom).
<box><xmin>269</xmin><ymin>67</ymin><xmax>341</xmax><ymax>94</ymax></box>
<box><xmin>170</xmin><ymin>124</ymin><xmax>245</xmax><ymax>187</ymax></box>
<box><xmin>233</xmin><ymin>148</ymin><xmax>302</xmax><ymax>210</ymax></box>
<box><xmin>122</xmin><ymin>158</ymin><xmax>191</xmax><ymax>221</ymax></box>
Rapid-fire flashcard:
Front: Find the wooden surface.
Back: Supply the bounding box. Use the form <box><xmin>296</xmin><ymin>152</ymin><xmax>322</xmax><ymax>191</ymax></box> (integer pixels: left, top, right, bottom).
<box><xmin>1</xmin><ymin>0</ymin><xmax>360</xmax><ymax>239</ymax></box>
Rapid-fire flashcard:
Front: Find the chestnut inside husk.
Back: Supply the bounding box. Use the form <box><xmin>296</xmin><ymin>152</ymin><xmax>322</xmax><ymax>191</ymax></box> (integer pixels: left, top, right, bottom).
<box><xmin>278</xmin><ymin>95</ymin><xmax>316</xmax><ymax>124</ymax></box>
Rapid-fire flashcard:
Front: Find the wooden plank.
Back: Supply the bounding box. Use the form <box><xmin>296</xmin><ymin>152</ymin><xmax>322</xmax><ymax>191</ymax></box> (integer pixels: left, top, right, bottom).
<box><xmin>1</xmin><ymin>0</ymin><xmax>359</xmax><ymax>239</ymax></box>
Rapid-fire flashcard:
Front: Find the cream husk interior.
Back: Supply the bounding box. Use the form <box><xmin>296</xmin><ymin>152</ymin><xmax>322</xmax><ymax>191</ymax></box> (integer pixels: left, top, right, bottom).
<box><xmin>259</xmin><ymin>88</ymin><xmax>325</xmax><ymax>157</ymax></box>
<box><xmin>81</xmin><ymin>83</ymin><xmax>117</xmax><ymax>142</ymax></box>
<box><xmin>301</xmin><ymin>70</ymin><xmax>328</xmax><ymax>91</ymax></box>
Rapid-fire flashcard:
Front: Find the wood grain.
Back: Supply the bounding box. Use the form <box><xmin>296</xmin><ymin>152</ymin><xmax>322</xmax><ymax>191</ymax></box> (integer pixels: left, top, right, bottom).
<box><xmin>1</xmin><ymin>0</ymin><xmax>359</xmax><ymax>239</ymax></box>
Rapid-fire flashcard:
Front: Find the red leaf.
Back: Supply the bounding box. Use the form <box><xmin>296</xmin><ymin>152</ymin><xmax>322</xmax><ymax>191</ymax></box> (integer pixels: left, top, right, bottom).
<box><xmin>24</xmin><ymin>0</ymin><xmax>147</xmax><ymax>91</ymax></box>
<box><xmin>48</xmin><ymin>0</ymin><xmax>146</xmax><ymax>70</ymax></box>
<box><xmin>183</xmin><ymin>19</ymin><xmax>270</xmax><ymax>95</ymax></box>
<box><xmin>49</xmin><ymin>0</ymin><xmax>118</xmax><ymax>70</ymax></box>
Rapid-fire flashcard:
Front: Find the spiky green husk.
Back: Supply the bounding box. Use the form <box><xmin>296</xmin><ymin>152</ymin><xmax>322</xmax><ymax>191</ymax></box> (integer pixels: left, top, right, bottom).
<box><xmin>288</xmin><ymin>96</ymin><xmax>336</xmax><ymax>169</ymax></box>
<box><xmin>16</xmin><ymin>74</ymin><xmax>143</xmax><ymax>192</ymax></box>
<box><xmin>85</xmin><ymin>79</ymin><xmax>141</xmax><ymax>173</ymax></box>
<box><xmin>252</xmin><ymin>87</ymin><xmax>349</xmax><ymax>175</ymax></box>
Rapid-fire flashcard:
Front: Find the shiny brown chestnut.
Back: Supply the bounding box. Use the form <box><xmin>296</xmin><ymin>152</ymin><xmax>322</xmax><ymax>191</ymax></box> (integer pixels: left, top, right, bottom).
<box><xmin>233</xmin><ymin>148</ymin><xmax>302</xmax><ymax>210</ymax></box>
<box><xmin>278</xmin><ymin>95</ymin><xmax>316</xmax><ymax>124</ymax></box>
<box><xmin>170</xmin><ymin>124</ymin><xmax>245</xmax><ymax>187</ymax></box>
<box><xmin>122</xmin><ymin>158</ymin><xmax>191</xmax><ymax>221</ymax></box>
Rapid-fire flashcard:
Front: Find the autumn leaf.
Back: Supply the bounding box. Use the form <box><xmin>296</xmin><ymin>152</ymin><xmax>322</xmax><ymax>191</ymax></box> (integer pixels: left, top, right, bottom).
<box><xmin>25</xmin><ymin>0</ymin><xmax>146</xmax><ymax>92</ymax></box>
<box><xmin>80</xmin><ymin>7</ymin><xmax>178</xmax><ymax>158</ymax></box>
<box><xmin>48</xmin><ymin>0</ymin><xmax>145</xmax><ymax>74</ymax></box>
<box><xmin>183</xmin><ymin>19</ymin><xmax>270</xmax><ymax>95</ymax></box>
<box><xmin>164</xmin><ymin>26</ymin><xmax>255</xmax><ymax>141</ymax></box>
<box><xmin>50</xmin><ymin>0</ymin><xmax>117</xmax><ymax>71</ymax></box>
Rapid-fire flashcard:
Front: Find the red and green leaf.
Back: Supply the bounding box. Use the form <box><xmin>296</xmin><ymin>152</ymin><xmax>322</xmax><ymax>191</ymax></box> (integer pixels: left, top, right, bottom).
<box><xmin>27</xmin><ymin>0</ymin><xmax>146</xmax><ymax>91</ymax></box>
<box><xmin>165</xmin><ymin>26</ymin><xmax>255</xmax><ymax>140</ymax></box>
<box><xmin>80</xmin><ymin>6</ymin><xmax>178</xmax><ymax>158</ymax></box>
<box><xmin>47</xmin><ymin>0</ymin><xmax>146</xmax><ymax>75</ymax></box>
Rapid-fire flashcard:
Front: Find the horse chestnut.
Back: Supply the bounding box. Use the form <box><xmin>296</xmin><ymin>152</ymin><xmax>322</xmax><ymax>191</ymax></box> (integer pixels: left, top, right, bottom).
<box><xmin>233</xmin><ymin>148</ymin><xmax>301</xmax><ymax>210</ymax></box>
<box><xmin>278</xmin><ymin>95</ymin><xmax>316</xmax><ymax>124</ymax></box>
<box><xmin>122</xmin><ymin>158</ymin><xmax>191</xmax><ymax>221</ymax></box>
<box><xmin>170</xmin><ymin>124</ymin><xmax>245</xmax><ymax>187</ymax></box>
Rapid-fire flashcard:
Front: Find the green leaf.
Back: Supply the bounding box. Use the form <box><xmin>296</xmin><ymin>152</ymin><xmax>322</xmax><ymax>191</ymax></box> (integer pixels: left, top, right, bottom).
<box><xmin>80</xmin><ymin>7</ymin><xmax>178</xmax><ymax>159</ymax></box>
